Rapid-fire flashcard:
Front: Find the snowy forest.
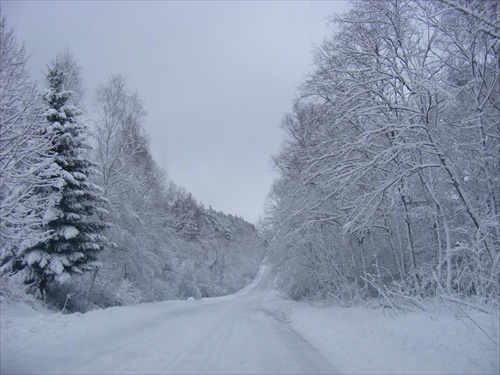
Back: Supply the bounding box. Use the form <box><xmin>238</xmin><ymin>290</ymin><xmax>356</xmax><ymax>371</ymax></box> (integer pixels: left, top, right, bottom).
<box><xmin>264</xmin><ymin>0</ymin><xmax>499</xmax><ymax>310</ymax></box>
<box><xmin>1</xmin><ymin>0</ymin><xmax>499</xmax><ymax>316</ymax></box>
<box><xmin>0</xmin><ymin>17</ymin><xmax>262</xmax><ymax>312</ymax></box>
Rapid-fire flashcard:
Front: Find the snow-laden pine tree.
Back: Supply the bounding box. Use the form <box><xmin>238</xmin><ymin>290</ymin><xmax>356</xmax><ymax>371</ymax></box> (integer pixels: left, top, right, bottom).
<box><xmin>21</xmin><ymin>52</ymin><xmax>110</xmax><ymax>296</ymax></box>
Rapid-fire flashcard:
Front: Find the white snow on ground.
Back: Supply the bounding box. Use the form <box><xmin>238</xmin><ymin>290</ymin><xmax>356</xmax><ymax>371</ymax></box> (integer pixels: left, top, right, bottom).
<box><xmin>265</xmin><ymin>295</ymin><xmax>499</xmax><ymax>374</ymax></box>
<box><xmin>1</xmin><ymin>264</ymin><xmax>498</xmax><ymax>374</ymax></box>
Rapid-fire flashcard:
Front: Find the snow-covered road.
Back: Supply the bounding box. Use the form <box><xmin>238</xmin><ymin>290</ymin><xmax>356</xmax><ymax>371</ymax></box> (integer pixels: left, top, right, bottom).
<box><xmin>2</xmin><ymin>263</ymin><xmax>497</xmax><ymax>374</ymax></box>
<box><xmin>1</xmin><ymin>265</ymin><xmax>338</xmax><ymax>374</ymax></box>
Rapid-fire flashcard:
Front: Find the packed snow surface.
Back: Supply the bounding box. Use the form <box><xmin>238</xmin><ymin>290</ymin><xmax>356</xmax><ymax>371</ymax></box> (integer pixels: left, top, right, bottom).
<box><xmin>1</xmin><ymin>264</ymin><xmax>498</xmax><ymax>374</ymax></box>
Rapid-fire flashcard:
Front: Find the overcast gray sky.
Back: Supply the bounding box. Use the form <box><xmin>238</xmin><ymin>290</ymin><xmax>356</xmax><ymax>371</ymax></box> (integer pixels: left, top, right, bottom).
<box><xmin>2</xmin><ymin>1</ymin><xmax>350</xmax><ymax>224</ymax></box>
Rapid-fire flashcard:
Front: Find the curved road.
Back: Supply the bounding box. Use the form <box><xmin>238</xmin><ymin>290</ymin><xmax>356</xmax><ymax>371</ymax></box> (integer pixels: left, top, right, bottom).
<box><xmin>3</xmin><ymin>264</ymin><xmax>339</xmax><ymax>374</ymax></box>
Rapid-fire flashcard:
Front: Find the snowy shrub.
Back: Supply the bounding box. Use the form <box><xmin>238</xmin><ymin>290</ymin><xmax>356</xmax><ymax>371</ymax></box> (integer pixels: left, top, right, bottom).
<box><xmin>115</xmin><ymin>280</ymin><xmax>143</xmax><ymax>306</ymax></box>
<box><xmin>177</xmin><ymin>279</ymin><xmax>202</xmax><ymax>301</ymax></box>
<box><xmin>151</xmin><ymin>279</ymin><xmax>176</xmax><ymax>301</ymax></box>
<box><xmin>0</xmin><ymin>272</ymin><xmax>43</xmax><ymax>311</ymax></box>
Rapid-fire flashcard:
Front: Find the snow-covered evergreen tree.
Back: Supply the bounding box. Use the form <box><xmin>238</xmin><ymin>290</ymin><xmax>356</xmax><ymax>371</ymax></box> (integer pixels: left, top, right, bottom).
<box><xmin>20</xmin><ymin>52</ymin><xmax>109</xmax><ymax>295</ymax></box>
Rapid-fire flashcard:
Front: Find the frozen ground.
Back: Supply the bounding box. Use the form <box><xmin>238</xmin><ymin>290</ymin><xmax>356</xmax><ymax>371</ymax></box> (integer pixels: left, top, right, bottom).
<box><xmin>1</xmin><ymin>264</ymin><xmax>498</xmax><ymax>374</ymax></box>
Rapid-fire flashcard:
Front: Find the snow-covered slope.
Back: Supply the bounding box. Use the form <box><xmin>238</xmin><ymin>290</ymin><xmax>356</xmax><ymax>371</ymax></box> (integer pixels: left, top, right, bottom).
<box><xmin>1</xmin><ymin>265</ymin><xmax>498</xmax><ymax>374</ymax></box>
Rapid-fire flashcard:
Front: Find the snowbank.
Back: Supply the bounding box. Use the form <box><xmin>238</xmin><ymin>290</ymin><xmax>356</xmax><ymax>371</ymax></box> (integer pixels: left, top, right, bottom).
<box><xmin>1</xmin><ymin>298</ymin><xmax>183</xmax><ymax>352</ymax></box>
<box><xmin>264</xmin><ymin>294</ymin><xmax>499</xmax><ymax>374</ymax></box>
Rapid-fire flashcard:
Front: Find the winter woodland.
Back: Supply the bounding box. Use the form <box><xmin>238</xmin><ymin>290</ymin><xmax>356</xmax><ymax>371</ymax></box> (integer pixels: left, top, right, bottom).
<box><xmin>0</xmin><ymin>18</ymin><xmax>261</xmax><ymax>311</ymax></box>
<box><xmin>263</xmin><ymin>0</ymin><xmax>499</xmax><ymax>311</ymax></box>
<box><xmin>1</xmin><ymin>0</ymin><xmax>499</xmax><ymax>317</ymax></box>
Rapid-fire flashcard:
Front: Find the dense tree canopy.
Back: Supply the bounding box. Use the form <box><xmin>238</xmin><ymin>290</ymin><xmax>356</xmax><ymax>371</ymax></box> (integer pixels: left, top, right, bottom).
<box><xmin>264</xmin><ymin>0</ymin><xmax>499</xmax><ymax>307</ymax></box>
